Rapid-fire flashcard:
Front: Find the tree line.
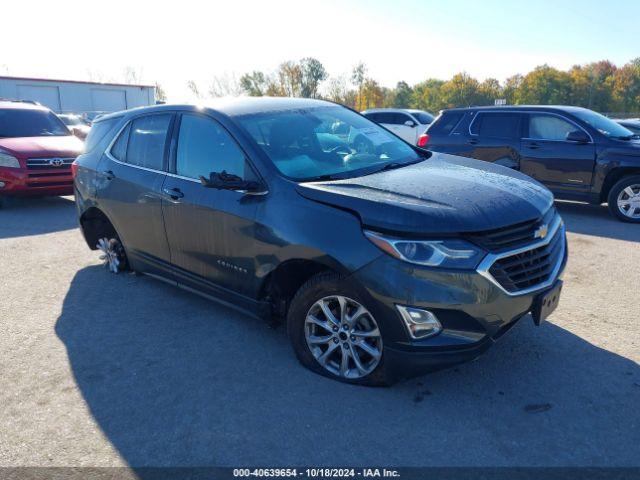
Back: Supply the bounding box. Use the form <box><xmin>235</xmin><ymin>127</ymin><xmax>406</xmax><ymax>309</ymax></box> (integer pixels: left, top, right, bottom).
<box><xmin>185</xmin><ymin>57</ymin><xmax>640</xmax><ymax>114</ymax></box>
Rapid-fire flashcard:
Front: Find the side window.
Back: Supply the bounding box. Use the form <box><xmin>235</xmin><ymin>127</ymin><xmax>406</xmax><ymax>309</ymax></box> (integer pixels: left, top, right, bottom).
<box><xmin>363</xmin><ymin>113</ymin><xmax>379</xmax><ymax>123</ymax></box>
<box><xmin>376</xmin><ymin>112</ymin><xmax>396</xmax><ymax>124</ymax></box>
<box><xmin>176</xmin><ymin>114</ymin><xmax>251</xmax><ymax>180</ymax></box>
<box><xmin>110</xmin><ymin>123</ymin><xmax>130</xmax><ymax>161</ymax></box>
<box><xmin>528</xmin><ymin>115</ymin><xmax>576</xmax><ymax>141</ymax></box>
<box><xmin>125</xmin><ymin>114</ymin><xmax>172</xmax><ymax>170</ymax></box>
<box><xmin>428</xmin><ymin>112</ymin><xmax>463</xmax><ymax>135</ymax></box>
<box><xmin>394</xmin><ymin>113</ymin><xmax>413</xmax><ymax>125</ymax></box>
<box><xmin>472</xmin><ymin>113</ymin><xmax>521</xmax><ymax>138</ymax></box>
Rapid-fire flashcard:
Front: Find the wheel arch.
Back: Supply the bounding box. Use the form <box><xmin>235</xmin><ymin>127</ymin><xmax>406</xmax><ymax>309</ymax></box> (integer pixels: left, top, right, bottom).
<box><xmin>79</xmin><ymin>206</ymin><xmax>119</xmax><ymax>250</ymax></box>
<box><xmin>258</xmin><ymin>258</ymin><xmax>347</xmax><ymax>319</ymax></box>
<box><xmin>600</xmin><ymin>167</ymin><xmax>640</xmax><ymax>202</ymax></box>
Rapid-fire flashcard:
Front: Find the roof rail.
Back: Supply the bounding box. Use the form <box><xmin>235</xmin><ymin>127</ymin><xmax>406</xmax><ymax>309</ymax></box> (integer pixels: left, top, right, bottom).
<box><xmin>0</xmin><ymin>97</ymin><xmax>42</xmax><ymax>106</ymax></box>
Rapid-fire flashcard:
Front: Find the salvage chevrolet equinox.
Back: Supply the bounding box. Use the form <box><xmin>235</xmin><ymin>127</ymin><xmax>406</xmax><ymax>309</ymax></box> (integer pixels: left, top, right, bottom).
<box><xmin>73</xmin><ymin>98</ymin><xmax>567</xmax><ymax>385</ymax></box>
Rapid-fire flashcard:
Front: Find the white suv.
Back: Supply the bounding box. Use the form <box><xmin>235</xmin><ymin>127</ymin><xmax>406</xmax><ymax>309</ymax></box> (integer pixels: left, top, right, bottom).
<box><xmin>361</xmin><ymin>108</ymin><xmax>435</xmax><ymax>145</ymax></box>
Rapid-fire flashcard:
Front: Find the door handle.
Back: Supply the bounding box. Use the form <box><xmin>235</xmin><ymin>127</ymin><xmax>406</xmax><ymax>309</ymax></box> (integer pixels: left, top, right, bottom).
<box><xmin>102</xmin><ymin>170</ymin><xmax>115</xmax><ymax>181</ymax></box>
<box><xmin>527</xmin><ymin>142</ymin><xmax>541</xmax><ymax>150</ymax></box>
<box><xmin>162</xmin><ymin>187</ymin><xmax>184</xmax><ymax>199</ymax></box>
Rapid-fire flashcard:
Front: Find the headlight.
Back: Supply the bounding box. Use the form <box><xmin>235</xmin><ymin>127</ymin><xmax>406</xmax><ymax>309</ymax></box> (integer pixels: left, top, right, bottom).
<box><xmin>364</xmin><ymin>230</ymin><xmax>485</xmax><ymax>269</ymax></box>
<box><xmin>0</xmin><ymin>151</ymin><xmax>20</xmax><ymax>168</ymax></box>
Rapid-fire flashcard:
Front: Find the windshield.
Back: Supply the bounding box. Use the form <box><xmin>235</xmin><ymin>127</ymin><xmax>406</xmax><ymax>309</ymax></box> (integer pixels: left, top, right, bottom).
<box><xmin>59</xmin><ymin>114</ymin><xmax>87</xmax><ymax>126</ymax></box>
<box><xmin>572</xmin><ymin>109</ymin><xmax>634</xmax><ymax>139</ymax></box>
<box><xmin>237</xmin><ymin>106</ymin><xmax>421</xmax><ymax>181</ymax></box>
<box><xmin>0</xmin><ymin>109</ymin><xmax>71</xmax><ymax>138</ymax></box>
<box><xmin>411</xmin><ymin>111</ymin><xmax>435</xmax><ymax>124</ymax></box>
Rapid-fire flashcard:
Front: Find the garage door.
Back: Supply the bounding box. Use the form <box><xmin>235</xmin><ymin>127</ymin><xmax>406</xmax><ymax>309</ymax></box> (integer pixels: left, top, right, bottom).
<box><xmin>16</xmin><ymin>85</ymin><xmax>61</xmax><ymax>111</ymax></box>
<box><xmin>91</xmin><ymin>89</ymin><xmax>127</xmax><ymax>112</ymax></box>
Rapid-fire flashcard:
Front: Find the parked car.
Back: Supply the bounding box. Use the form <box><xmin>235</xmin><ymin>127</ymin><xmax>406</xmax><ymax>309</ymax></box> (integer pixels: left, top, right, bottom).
<box><xmin>613</xmin><ymin>118</ymin><xmax>640</xmax><ymax>135</ymax></box>
<box><xmin>362</xmin><ymin>108</ymin><xmax>434</xmax><ymax>144</ymax></box>
<box><xmin>74</xmin><ymin>98</ymin><xmax>566</xmax><ymax>385</ymax></box>
<box><xmin>0</xmin><ymin>100</ymin><xmax>84</xmax><ymax>208</ymax></box>
<box><xmin>58</xmin><ymin>113</ymin><xmax>91</xmax><ymax>140</ymax></box>
<box><xmin>422</xmin><ymin>106</ymin><xmax>640</xmax><ymax>223</ymax></box>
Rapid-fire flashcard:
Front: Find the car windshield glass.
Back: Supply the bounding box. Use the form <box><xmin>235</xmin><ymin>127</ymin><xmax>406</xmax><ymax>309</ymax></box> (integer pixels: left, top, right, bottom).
<box><xmin>412</xmin><ymin>112</ymin><xmax>435</xmax><ymax>124</ymax></box>
<box><xmin>0</xmin><ymin>109</ymin><xmax>71</xmax><ymax>137</ymax></box>
<box><xmin>237</xmin><ymin>106</ymin><xmax>421</xmax><ymax>181</ymax></box>
<box><xmin>572</xmin><ymin>109</ymin><xmax>634</xmax><ymax>139</ymax></box>
<box><xmin>59</xmin><ymin>115</ymin><xmax>85</xmax><ymax>126</ymax></box>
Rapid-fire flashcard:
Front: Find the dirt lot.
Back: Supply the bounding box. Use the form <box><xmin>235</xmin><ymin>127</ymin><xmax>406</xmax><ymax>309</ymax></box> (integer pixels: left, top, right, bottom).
<box><xmin>0</xmin><ymin>196</ymin><xmax>638</xmax><ymax>467</ymax></box>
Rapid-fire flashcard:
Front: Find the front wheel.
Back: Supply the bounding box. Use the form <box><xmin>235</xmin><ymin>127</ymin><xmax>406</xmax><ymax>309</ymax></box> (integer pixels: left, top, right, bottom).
<box><xmin>287</xmin><ymin>272</ymin><xmax>390</xmax><ymax>386</ymax></box>
<box><xmin>607</xmin><ymin>175</ymin><xmax>640</xmax><ymax>223</ymax></box>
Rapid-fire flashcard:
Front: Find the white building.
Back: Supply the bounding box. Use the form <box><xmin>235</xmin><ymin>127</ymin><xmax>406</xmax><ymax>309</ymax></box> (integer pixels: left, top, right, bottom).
<box><xmin>0</xmin><ymin>76</ymin><xmax>156</xmax><ymax>116</ymax></box>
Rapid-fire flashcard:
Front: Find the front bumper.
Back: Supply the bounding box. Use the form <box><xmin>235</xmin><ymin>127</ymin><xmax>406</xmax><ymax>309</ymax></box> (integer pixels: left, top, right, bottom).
<box><xmin>0</xmin><ymin>167</ymin><xmax>74</xmax><ymax>196</ymax></box>
<box><xmin>348</xmin><ymin>231</ymin><xmax>567</xmax><ymax>380</ymax></box>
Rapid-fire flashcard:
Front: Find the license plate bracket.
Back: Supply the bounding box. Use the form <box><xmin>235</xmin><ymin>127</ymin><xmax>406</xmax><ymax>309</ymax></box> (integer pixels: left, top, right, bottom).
<box><xmin>532</xmin><ymin>280</ymin><xmax>563</xmax><ymax>326</ymax></box>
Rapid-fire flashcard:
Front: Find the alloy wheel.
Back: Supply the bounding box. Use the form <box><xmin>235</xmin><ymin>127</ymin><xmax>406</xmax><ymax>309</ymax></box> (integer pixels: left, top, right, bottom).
<box><xmin>97</xmin><ymin>237</ymin><xmax>123</xmax><ymax>273</ymax></box>
<box><xmin>617</xmin><ymin>184</ymin><xmax>640</xmax><ymax>219</ymax></box>
<box><xmin>304</xmin><ymin>295</ymin><xmax>382</xmax><ymax>379</ymax></box>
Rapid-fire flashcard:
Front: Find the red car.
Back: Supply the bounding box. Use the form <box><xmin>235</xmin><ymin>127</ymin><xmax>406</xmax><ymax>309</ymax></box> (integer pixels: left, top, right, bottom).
<box><xmin>0</xmin><ymin>100</ymin><xmax>84</xmax><ymax>207</ymax></box>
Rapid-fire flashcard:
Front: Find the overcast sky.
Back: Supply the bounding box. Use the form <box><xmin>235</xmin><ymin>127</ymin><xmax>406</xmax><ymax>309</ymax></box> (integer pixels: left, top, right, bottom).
<box><xmin>2</xmin><ymin>0</ymin><xmax>638</xmax><ymax>101</ymax></box>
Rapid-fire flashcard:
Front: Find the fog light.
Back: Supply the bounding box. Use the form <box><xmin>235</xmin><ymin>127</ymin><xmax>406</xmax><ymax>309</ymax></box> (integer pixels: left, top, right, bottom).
<box><xmin>0</xmin><ymin>182</ymin><xmax>5</xmax><ymax>188</ymax></box>
<box><xmin>396</xmin><ymin>305</ymin><xmax>442</xmax><ymax>339</ymax></box>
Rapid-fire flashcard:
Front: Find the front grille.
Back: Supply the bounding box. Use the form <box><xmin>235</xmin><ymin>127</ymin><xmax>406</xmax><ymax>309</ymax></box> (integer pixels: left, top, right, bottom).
<box><xmin>26</xmin><ymin>157</ymin><xmax>75</xmax><ymax>170</ymax></box>
<box><xmin>467</xmin><ymin>207</ymin><xmax>556</xmax><ymax>252</ymax></box>
<box><xmin>487</xmin><ymin>222</ymin><xmax>565</xmax><ymax>293</ymax></box>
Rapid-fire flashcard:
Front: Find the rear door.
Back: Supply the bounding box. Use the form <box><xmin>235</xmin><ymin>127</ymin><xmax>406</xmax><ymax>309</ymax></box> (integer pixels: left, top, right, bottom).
<box><xmin>161</xmin><ymin>112</ymin><xmax>263</xmax><ymax>299</ymax></box>
<box><xmin>466</xmin><ymin>112</ymin><xmax>523</xmax><ymax>168</ymax></box>
<box><xmin>520</xmin><ymin>113</ymin><xmax>596</xmax><ymax>194</ymax></box>
<box><xmin>96</xmin><ymin>113</ymin><xmax>174</xmax><ymax>274</ymax></box>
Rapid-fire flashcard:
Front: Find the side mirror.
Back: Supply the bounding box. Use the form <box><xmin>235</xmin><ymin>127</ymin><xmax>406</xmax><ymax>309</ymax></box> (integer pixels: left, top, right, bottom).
<box><xmin>199</xmin><ymin>170</ymin><xmax>263</xmax><ymax>193</ymax></box>
<box><xmin>404</xmin><ymin>120</ymin><xmax>416</xmax><ymax>128</ymax></box>
<box><xmin>566</xmin><ymin>130</ymin><xmax>590</xmax><ymax>143</ymax></box>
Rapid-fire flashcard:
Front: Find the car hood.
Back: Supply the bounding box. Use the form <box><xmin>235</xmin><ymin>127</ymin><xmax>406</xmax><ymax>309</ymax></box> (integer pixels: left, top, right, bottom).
<box><xmin>0</xmin><ymin>135</ymin><xmax>84</xmax><ymax>158</ymax></box>
<box><xmin>296</xmin><ymin>153</ymin><xmax>554</xmax><ymax>234</ymax></box>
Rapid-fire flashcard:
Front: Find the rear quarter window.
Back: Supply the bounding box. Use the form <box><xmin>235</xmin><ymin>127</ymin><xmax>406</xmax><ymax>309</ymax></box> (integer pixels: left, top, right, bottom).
<box><xmin>427</xmin><ymin>112</ymin><xmax>464</xmax><ymax>135</ymax></box>
<box><xmin>84</xmin><ymin>118</ymin><xmax>119</xmax><ymax>153</ymax></box>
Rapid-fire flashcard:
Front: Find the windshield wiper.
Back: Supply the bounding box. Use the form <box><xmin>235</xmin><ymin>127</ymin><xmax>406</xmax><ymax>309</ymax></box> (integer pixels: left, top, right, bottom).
<box><xmin>376</xmin><ymin>158</ymin><xmax>424</xmax><ymax>173</ymax></box>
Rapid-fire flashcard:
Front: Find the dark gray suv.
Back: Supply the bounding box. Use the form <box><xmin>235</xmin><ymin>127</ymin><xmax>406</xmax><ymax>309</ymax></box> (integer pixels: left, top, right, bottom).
<box><xmin>73</xmin><ymin>98</ymin><xmax>567</xmax><ymax>385</ymax></box>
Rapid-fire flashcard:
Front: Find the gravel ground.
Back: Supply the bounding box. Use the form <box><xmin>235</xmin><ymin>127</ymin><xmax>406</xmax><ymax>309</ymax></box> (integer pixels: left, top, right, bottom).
<box><xmin>0</xmin><ymin>196</ymin><xmax>638</xmax><ymax>467</ymax></box>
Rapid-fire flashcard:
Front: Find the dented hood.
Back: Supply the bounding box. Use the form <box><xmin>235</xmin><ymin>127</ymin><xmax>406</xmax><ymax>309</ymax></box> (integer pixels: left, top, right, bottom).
<box><xmin>296</xmin><ymin>153</ymin><xmax>554</xmax><ymax>234</ymax></box>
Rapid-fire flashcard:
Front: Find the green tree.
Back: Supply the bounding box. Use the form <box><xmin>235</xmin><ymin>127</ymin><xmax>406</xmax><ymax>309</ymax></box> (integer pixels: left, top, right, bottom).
<box><xmin>440</xmin><ymin>72</ymin><xmax>479</xmax><ymax>108</ymax></box>
<box><xmin>411</xmin><ymin>79</ymin><xmax>445</xmax><ymax>112</ymax></box>
<box><xmin>300</xmin><ymin>57</ymin><xmax>328</xmax><ymax>98</ymax></box>
<box><xmin>517</xmin><ymin>65</ymin><xmax>572</xmax><ymax>105</ymax></box>
<box><xmin>240</xmin><ymin>71</ymin><xmax>268</xmax><ymax>96</ymax></box>
<box><xmin>389</xmin><ymin>81</ymin><xmax>413</xmax><ymax>108</ymax></box>
<box><xmin>502</xmin><ymin>74</ymin><xmax>523</xmax><ymax>105</ymax></box>
<box><xmin>476</xmin><ymin>78</ymin><xmax>502</xmax><ymax>106</ymax></box>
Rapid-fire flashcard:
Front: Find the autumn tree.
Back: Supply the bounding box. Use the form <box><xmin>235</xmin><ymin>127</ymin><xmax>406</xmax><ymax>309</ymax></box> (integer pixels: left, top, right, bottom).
<box><xmin>440</xmin><ymin>73</ymin><xmax>479</xmax><ymax>108</ymax></box>
<box><xmin>351</xmin><ymin>63</ymin><xmax>367</xmax><ymax>110</ymax></box>
<box><xmin>412</xmin><ymin>79</ymin><xmax>445</xmax><ymax>112</ymax></box>
<box><xmin>476</xmin><ymin>78</ymin><xmax>502</xmax><ymax>106</ymax></box>
<box><xmin>517</xmin><ymin>65</ymin><xmax>572</xmax><ymax>105</ymax></box>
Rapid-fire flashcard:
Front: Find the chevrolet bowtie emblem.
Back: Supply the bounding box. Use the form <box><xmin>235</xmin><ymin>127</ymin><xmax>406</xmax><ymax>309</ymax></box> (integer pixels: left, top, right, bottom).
<box><xmin>534</xmin><ymin>224</ymin><xmax>549</xmax><ymax>239</ymax></box>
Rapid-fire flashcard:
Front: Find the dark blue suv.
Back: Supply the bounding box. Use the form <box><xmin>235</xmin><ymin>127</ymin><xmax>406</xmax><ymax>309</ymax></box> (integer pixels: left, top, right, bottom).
<box><xmin>421</xmin><ymin>106</ymin><xmax>640</xmax><ymax>222</ymax></box>
<box><xmin>73</xmin><ymin>98</ymin><xmax>567</xmax><ymax>385</ymax></box>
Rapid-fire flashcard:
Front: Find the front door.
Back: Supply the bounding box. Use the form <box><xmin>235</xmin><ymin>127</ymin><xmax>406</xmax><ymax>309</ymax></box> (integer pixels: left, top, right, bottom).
<box><xmin>520</xmin><ymin>113</ymin><xmax>596</xmax><ymax>195</ymax></box>
<box><xmin>95</xmin><ymin>113</ymin><xmax>174</xmax><ymax>274</ymax></box>
<box><xmin>161</xmin><ymin>112</ymin><xmax>263</xmax><ymax>298</ymax></box>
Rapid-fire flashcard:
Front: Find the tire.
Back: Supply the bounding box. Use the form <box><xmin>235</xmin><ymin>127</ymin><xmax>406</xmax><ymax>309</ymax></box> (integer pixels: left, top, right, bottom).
<box><xmin>607</xmin><ymin>175</ymin><xmax>640</xmax><ymax>223</ymax></box>
<box><xmin>287</xmin><ymin>272</ymin><xmax>392</xmax><ymax>386</ymax></box>
<box><xmin>96</xmin><ymin>237</ymin><xmax>130</xmax><ymax>273</ymax></box>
